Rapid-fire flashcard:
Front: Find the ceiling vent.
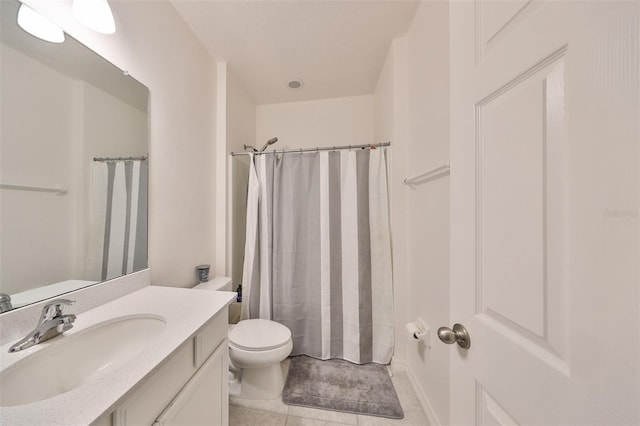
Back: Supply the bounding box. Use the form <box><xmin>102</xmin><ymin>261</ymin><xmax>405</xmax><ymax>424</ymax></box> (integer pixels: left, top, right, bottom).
<box><xmin>287</xmin><ymin>79</ymin><xmax>304</xmax><ymax>89</ymax></box>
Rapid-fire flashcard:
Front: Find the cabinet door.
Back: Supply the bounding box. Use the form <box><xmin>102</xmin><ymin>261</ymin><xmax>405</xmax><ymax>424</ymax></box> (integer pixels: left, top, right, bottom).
<box><xmin>114</xmin><ymin>342</ymin><xmax>195</xmax><ymax>426</ymax></box>
<box><xmin>154</xmin><ymin>340</ymin><xmax>229</xmax><ymax>426</ymax></box>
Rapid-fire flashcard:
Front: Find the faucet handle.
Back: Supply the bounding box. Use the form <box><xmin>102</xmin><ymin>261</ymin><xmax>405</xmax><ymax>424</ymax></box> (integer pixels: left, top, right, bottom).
<box><xmin>40</xmin><ymin>299</ymin><xmax>75</xmax><ymax>322</ymax></box>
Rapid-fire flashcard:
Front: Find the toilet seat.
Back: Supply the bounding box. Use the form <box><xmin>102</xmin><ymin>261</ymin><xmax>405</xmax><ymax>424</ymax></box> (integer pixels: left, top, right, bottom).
<box><xmin>229</xmin><ymin>319</ymin><xmax>291</xmax><ymax>351</ymax></box>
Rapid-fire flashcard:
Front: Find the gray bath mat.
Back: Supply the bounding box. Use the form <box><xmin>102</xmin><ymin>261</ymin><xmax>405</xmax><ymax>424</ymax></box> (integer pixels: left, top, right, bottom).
<box><xmin>283</xmin><ymin>356</ymin><xmax>404</xmax><ymax>419</ymax></box>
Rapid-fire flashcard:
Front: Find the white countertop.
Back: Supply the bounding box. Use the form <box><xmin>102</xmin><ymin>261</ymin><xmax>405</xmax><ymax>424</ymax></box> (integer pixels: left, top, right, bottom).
<box><xmin>0</xmin><ymin>286</ymin><xmax>236</xmax><ymax>426</ymax></box>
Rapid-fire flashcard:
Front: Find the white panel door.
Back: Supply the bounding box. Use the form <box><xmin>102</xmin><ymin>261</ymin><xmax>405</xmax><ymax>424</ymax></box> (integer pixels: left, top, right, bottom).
<box><xmin>449</xmin><ymin>1</ymin><xmax>639</xmax><ymax>424</ymax></box>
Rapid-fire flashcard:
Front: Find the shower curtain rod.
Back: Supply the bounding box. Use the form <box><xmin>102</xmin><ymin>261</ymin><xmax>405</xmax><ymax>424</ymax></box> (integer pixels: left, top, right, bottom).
<box><xmin>93</xmin><ymin>156</ymin><xmax>148</xmax><ymax>162</ymax></box>
<box><xmin>230</xmin><ymin>142</ymin><xmax>390</xmax><ymax>156</ymax></box>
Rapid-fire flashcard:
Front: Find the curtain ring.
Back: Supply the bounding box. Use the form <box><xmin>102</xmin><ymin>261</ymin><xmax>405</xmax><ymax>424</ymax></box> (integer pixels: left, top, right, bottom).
<box><xmin>333</xmin><ymin>146</ymin><xmax>336</xmax><ymax>151</ymax></box>
<box><xmin>349</xmin><ymin>145</ymin><xmax>352</xmax><ymax>151</ymax></box>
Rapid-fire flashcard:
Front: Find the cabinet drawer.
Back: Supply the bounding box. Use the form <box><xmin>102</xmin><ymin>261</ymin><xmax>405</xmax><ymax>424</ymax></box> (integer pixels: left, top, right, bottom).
<box><xmin>113</xmin><ymin>342</ymin><xmax>195</xmax><ymax>426</ymax></box>
<box><xmin>194</xmin><ymin>308</ymin><xmax>228</xmax><ymax>368</ymax></box>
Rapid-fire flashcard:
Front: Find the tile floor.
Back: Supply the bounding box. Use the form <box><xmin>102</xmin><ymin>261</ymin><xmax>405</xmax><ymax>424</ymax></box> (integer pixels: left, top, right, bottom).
<box><xmin>229</xmin><ymin>359</ymin><xmax>430</xmax><ymax>426</ymax></box>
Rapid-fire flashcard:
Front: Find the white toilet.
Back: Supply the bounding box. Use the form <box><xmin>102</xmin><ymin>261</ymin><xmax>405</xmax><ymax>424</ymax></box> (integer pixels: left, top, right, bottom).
<box><xmin>228</xmin><ymin>319</ymin><xmax>292</xmax><ymax>399</ymax></box>
<box><xmin>193</xmin><ymin>277</ymin><xmax>293</xmax><ymax>400</ymax></box>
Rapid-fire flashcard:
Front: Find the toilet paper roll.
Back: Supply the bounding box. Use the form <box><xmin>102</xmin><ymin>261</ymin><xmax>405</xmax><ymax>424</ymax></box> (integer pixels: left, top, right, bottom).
<box><xmin>405</xmin><ymin>322</ymin><xmax>424</xmax><ymax>340</ymax></box>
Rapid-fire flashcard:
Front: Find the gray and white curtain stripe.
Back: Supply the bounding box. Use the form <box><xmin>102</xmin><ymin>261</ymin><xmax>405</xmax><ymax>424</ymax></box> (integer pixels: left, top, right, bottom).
<box><xmin>86</xmin><ymin>160</ymin><xmax>148</xmax><ymax>281</ymax></box>
<box><xmin>241</xmin><ymin>148</ymin><xmax>394</xmax><ymax>364</ymax></box>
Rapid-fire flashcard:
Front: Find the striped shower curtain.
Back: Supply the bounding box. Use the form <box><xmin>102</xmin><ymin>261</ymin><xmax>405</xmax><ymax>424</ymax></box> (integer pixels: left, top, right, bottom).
<box><xmin>241</xmin><ymin>148</ymin><xmax>394</xmax><ymax>364</ymax></box>
<box><xmin>86</xmin><ymin>160</ymin><xmax>148</xmax><ymax>281</ymax></box>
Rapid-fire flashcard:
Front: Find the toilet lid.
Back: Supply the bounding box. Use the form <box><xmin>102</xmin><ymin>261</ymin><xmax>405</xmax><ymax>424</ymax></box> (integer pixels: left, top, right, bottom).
<box><xmin>229</xmin><ymin>319</ymin><xmax>291</xmax><ymax>351</ymax></box>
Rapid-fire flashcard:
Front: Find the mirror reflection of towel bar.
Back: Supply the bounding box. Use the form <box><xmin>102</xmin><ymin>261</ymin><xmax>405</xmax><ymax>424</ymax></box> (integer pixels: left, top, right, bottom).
<box><xmin>93</xmin><ymin>156</ymin><xmax>147</xmax><ymax>162</ymax></box>
<box><xmin>0</xmin><ymin>183</ymin><xmax>67</xmax><ymax>195</ymax></box>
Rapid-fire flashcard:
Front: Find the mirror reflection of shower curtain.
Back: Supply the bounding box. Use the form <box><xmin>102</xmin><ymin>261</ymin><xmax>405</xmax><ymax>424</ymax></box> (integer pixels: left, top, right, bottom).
<box><xmin>85</xmin><ymin>160</ymin><xmax>148</xmax><ymax>281</ymax></box>
<box><xmin>241</xmin><ymin>149</ymin><xmax>394</xmax><ymax>364</ymax></box>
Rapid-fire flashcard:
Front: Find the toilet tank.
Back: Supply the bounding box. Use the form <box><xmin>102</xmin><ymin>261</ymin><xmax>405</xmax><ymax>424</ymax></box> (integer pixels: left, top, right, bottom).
<box><xmin>193</xmin><ymin>276</ymin><xmax>232</xmax><ymax>292</ymax></box>
<box><xmin>192</xmin><ymin>276</ymin><xmax>240</xmax><ymax>324</ymax></box>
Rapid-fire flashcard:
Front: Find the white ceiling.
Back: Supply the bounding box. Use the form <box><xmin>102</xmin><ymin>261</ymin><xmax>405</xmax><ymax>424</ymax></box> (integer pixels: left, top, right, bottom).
<box><xmin>170</xmin><ymin>0</ymin><xmax>420</xmax><ymax>105</ymax></box>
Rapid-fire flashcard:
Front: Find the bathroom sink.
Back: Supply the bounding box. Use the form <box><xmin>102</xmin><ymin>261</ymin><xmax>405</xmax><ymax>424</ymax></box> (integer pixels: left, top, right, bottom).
<box><xmin>0</xmin><ymin>314</ymin><xmax>166</xmax><ymax>407</ymax></box>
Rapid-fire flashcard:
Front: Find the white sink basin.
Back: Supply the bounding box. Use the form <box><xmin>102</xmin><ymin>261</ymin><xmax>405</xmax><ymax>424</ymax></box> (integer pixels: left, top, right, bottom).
<box><xmin>0</xmin><ymin>314</ymin><xmax>166</xmax><ymax>407</ymax></box>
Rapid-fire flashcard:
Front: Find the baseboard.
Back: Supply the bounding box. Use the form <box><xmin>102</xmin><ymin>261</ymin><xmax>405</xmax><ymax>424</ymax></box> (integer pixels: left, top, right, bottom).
<box><xmin>389</xmin><ymin>357</ymin><xmax>408</xmax><ymax>375</ymax></box>
<box><xmin>406</xmin><ymin>367</ymin><xmax>442</xmax><ymax>426</ymax></box>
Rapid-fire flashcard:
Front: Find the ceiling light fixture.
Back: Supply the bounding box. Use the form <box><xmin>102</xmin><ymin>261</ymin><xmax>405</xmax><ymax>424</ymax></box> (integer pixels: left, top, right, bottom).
<box><xmin>16</xmin><ymin>3</ymin><xmax>65</xmax><ymax>43</ymax></box>
<box><xmin>72</xmin><ymin>0</ymin><xmax>116</xmax><ymax>34</ymax></box>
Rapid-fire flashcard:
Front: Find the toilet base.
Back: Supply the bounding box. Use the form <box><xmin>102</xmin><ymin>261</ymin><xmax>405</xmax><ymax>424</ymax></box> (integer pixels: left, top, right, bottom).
<box><xmin>231</xmin><ymin>362</ymin><xmax>286</xmax><ymax>400</ymax></box>
<box><xmin>228</xmin><ymin>372</ymin><xmax>241</xmax><ymax>397</ymax></box>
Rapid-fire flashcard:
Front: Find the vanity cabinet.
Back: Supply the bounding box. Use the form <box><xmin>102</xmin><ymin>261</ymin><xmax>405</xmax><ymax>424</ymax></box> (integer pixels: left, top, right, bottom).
<box><xmin>109</xmin><ymin>310</ymin><xmax>229</xmax><ymax>426</ymax></box>
<box><xmin>154</xmin><ymin>343</ymin><xmax>226</xmax><ymax>425</ymax></box>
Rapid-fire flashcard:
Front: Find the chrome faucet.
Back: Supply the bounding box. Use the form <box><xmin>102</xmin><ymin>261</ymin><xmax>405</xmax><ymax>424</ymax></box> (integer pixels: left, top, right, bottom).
<box><xmin>8</xmin><ymin>299</ymin><xmax>76</xmax><ymax>353</ymax></box>
<box><xmin>0</xmin><ymin>293</ymin><xmax>12</xmax><ymax>313</ymax></box>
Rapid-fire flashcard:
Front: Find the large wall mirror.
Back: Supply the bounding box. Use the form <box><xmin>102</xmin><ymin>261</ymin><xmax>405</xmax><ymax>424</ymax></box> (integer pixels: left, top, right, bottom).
<box><xmin>0</xmin><ymin>1</ymin><xmax>149</xmax><ymax>313</ymax></box>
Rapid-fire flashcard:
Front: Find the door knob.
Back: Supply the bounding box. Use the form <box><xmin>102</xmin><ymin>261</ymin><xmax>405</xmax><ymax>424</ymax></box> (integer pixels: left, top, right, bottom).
<box><xmin>437</xmin><ymin>323</ymin><xmax>470</xmax><ymax>349</ymax></box>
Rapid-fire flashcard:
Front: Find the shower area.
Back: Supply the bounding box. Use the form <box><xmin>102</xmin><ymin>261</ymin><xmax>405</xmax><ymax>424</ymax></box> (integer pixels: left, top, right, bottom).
<box><xmin>220</xmin><ymin>87</ymin><xmax>410</xmax><ymax>418</ymax></box>
<box><xmin>229</xmin><ymin>140</ymin><xmax>394</xmax><ymax>364</ymax></box>
<box><xmin>227</xmin><ymin>133</ymin><xmax>404</xmax><ymax>417</ymax></box>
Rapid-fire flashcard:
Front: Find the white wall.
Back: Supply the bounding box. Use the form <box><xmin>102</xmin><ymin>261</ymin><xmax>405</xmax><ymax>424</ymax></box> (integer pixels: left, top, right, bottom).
<box><xmin>374</xmin><ymin>3</ymin><xmax>451</xmax><ymax>424</ymax></box>
<box><xmin>24</xmin><ymin>0</ymin><xmax>218</xmax><ymax>288</ymax></box>
<box><xmin>405</xmin><ymin>2</ymin><xmax>451</xmax><ymax>424</ymax></box>
<box><xmin>214</xmin><ymin>63</ymin><xmax>228</xmax><ymax>278</ymax></box>
<box><xmin>227</xmin><ymin>67</ymin><xmax>257</xmax><ymax>154</ymax></box>
<box><xmin>374</xmin><ymin>37</ymin><xmax>411</xmax><ymax>373</ymax></box>
<box><xmin>256</xmin><ymin>95</ymin><xmax>374</xmax><ymax>150</ymax></box>
<box><xmin>225</xmin><ymin>66</ymin><xmax>256</xmax><ymax>289</ymax></box>
<box><xmin>229</xmin><ymin>156</ymin><xmax>250</xmax><ymax>290</ymax></box>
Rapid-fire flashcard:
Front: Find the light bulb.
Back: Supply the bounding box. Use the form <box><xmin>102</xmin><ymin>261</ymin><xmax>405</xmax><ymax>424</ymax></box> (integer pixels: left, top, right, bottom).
<box><xmin>72</xmin><ymin>0</ymin><xmax>116</xmax><ymax>34</ymax></box>
<box><xmin>17</xmin><ymin>3</ymin><xmax>65</xmax><ymax>44</ymax></box>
